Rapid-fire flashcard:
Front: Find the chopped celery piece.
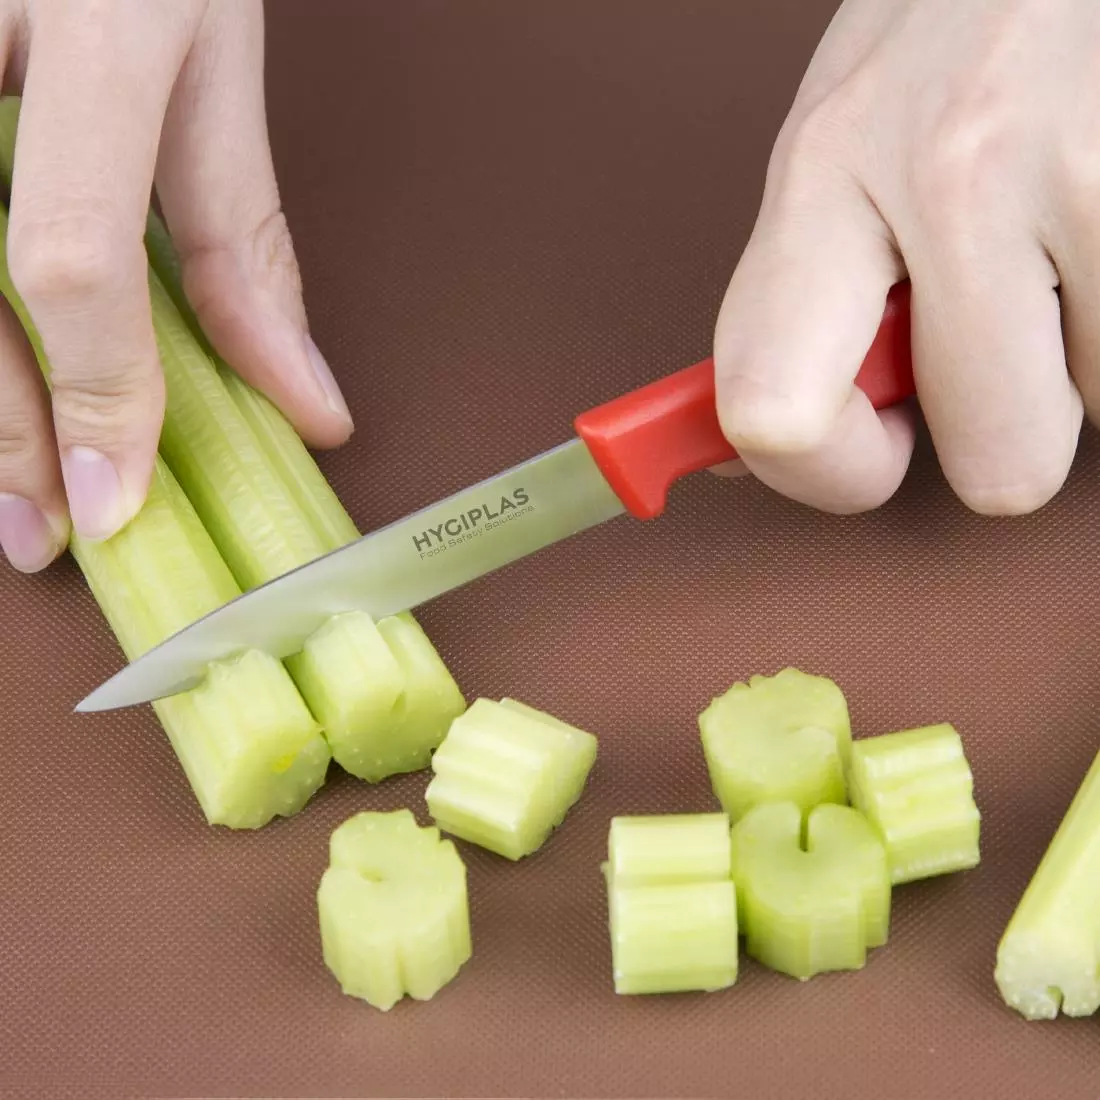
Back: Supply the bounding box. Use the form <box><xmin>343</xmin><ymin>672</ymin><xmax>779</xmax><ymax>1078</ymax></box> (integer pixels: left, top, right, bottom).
<box><xmin>426</xmin><ymin>697</ymin><xmax>597</xmax><ymax>860</ymax></box>
<box><xmin>606</xmin><ymin>879</ymin><xmax>739</xmax><ymax>995</ymax></box>
<box><xmin>604</xmin><ymin>813</ymin><xmax>737</xmax><ymax>995</ymax></box>
<box><xmin>293</xmin><ymin>612</ymin><xmax>465</xmax><ymax>782</ymax></box>
<box><xmin>0</xmin><ymin>206</ymin><xmax>328</xmax><ymax>829</ymax></box>
<box><xmin>994</xmin><ymin>748</ymin><xmax>1100</xmax><ymax>1020</ymax></box>
<box><xmin>608</xmin><ymin>813</ymin><xmax>732</xmax><ymax>887</ymax></box>
<box><xmin>848</xmin><ymin>723</ymin><xmax>980</xmax><ymax>884</ymax></box>
<box><xmin>371</xmin><ymin>613</ymin><xmax>468</xmax><ymax>774</ymax></box>
<box><xmin>317</xmin><ymin>811</ymin><xmax>471</xmax><ymax>1011</ymax></box>
<box><xmin>699</xmin><ymin>668</ymin><xmax>851</xmax><ymax>821</ymax></box>
<box><xmin>730</xmin><ymin>801</ymin><xmax>890</xmax><ymax>980</ymax></box>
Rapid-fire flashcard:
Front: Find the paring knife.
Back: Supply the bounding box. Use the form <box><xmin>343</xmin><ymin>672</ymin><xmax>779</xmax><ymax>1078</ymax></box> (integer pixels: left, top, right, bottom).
<box><xmin>77</xmin><ymin>284</ymin><xmax>916</xmax><ymax>713</ymax></box>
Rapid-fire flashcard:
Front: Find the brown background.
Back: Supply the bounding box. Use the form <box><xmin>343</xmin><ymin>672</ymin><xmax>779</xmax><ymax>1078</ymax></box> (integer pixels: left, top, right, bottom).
<box><xmin>2</xmin><ymin>1</ymin><xmax>1098</xmax><ymax>1096</ymax></box>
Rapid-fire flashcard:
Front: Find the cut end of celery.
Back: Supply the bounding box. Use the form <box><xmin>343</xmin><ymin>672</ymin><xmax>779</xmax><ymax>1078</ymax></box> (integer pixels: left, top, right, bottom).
<box><xmin>318</xmin><ymin>811</ymin><xmax>471</xmax><ymax>1011</ymax></box>
<box><xmin>605</xmin><ymin>814</ymin><xmax>738</xmax><ymax>995</ymax></box>
<box><xmin>994</xmin><ymin>748</ymin><xmax>1100</xmax><ymax>1019</ymax></box>
<box><xmin>292</xmin><ymin>611</ymin><xmax>466</xmax><ymax>783</ymax></box>
<box><xmin>730</xmin><ymin>801</ymin><xmax>890</xmax><ymax>981</ymax></box>
<box><xmin>995</xmin><ymin>930</ymin><xmax>1100</xmax><ymax>1020</ymax></box>
<box><xmin>426</xmin><ymin>697</ymin><xmax>597</xmax><ymax>860</ymax></box>
<box><xmin>698</xmin><ymin>668</ymin><xmax>851</xmax><ymax>822</ymax></box>
<box><xmin>65</xmin><ymin>458</ymin><xmax>329</xmax><ymax>830</ymax></box>
<box><xmin>848</xmin><ymin>723</ymin><xmax>980</xmax><ymax>885</ymax></box>
<box><xmin>162</xmin><ymin>648</ymin><xmax>329</xmax><ymax>829</ymax></box>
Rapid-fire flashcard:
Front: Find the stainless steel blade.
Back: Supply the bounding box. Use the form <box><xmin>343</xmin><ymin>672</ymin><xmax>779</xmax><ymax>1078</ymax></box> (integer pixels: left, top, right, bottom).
<box><xmin>76</xmin><ymin>438</ymin><xmax>626</xmax><ymax>712</ymax></box>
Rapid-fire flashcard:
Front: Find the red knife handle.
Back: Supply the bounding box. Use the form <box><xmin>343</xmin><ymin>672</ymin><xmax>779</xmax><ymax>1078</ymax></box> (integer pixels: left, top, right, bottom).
<box><xmin>574</xmin><ymin>282</ymin><xmax>916</xmax><ymax>520</ymax></box>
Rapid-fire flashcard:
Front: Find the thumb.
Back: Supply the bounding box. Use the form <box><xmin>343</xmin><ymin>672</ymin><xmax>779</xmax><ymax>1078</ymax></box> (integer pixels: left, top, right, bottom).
<box><xmin>714</xmin><ymin>164</ymin><xmax>915</xmax><ymax>514</ymax></box>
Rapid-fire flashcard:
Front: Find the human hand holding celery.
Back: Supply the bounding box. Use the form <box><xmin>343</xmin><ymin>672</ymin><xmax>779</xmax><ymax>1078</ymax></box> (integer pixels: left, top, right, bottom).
<box><xmin>3</xmin><ymin>0</ymin><xmax>1098</xmax><ymax>577</ymax></box>
<box><xmin>0</xmin><ymin>0</ymin><xmax>351</xmax><ymax>573</ymax></box>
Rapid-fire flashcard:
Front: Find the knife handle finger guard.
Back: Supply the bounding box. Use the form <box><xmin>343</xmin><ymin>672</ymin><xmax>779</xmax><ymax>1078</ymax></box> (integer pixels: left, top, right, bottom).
<box><xmin>573</xmin><ymin>282</ymin><xmax>917</xmax><ymax>520</ymax></box>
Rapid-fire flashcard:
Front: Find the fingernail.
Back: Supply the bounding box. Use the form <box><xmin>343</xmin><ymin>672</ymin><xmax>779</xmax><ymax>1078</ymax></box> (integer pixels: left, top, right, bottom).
<box><xmin>0</xmin><ymin>493</ymin><xmax>61</xmax><ymax>572</ymax></box>
<box><xmin>61</xmin><ymin>446</ymin><xmax>127</xmax><ymax>541</ymax></box>
<box><xmin>305</xmin><ymin>336</ymin><xmax>353</xmax><ymax>425</ymax></box>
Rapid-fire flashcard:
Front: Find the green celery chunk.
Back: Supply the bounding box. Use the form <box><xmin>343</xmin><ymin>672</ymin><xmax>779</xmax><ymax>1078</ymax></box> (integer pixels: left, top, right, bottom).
<box><xmin>0</xmin><ymin>206</ymin><xmax>329</xmax><ymax>829</ymax></box>
<box><xmin>294</xmin><ymin>612</ymin><xmax>465</xmax><ymax>782</ymax></box>
<box><xmin>699</xmin><ymin>668</ymin><xmax>851</xmax><ymax>821</ymax></box>
<box><xmin>604</xmin><ymin>813</ymin><xmax>737</xmax><ymax>995</ymax></box>
<box><xmin>317</xmin><ymin>810</ymin><xmax>472</xmax><ymax>1011</ymax></box>
<box><xmin>730</xmin><ymin>801</ymin><xmax>890</xmax><ymax>980</ymax></box>
<box><xmin>426</xmin><ymin>697</ymin><xmax>598</xmax><ymax>860</ymax></box>
<box><xmin>608</xmin><ymin>813</ymin><xmax>732</xmax><ymax>887</ymax></box>
<box><xmin>994</xmin><ymin>748</ymin><xmax>1100</xmax><ymax>1020</ymax></box>
<box><xmin>848</xmin><ymin>723</ymin><xmax>981</xmax><ymax>884</ymax></box>
<box><xmin>606</xmin><ymin>879</ymin><xmax>739</xmax><ymax>995</ymax></box>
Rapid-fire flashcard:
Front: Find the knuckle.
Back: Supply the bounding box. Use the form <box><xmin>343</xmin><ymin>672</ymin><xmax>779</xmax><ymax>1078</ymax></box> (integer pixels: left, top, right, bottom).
<box><xmin>910</xmin><ymin>95</ymin><xmax>1014</xmax><ymax>225</ymax></box>
<box><xmin>186</xmin><ymin>207</ymin><xmax>305</xmax><ymax>328</ymax></box>
<box><xmin>716</xmin><ymin>377</ymin><xmax>834</xmax><ymax>455</ymax></box>
<box><xmin>8</xmin><ymin>213</ymin><xmax>130</xmax><ymax>307</ymax></box>
<box><xmin>767</xmin><ymin>94</ymin><xmax>857</xmax><ymax>201</ymax></box>
<box><xmin>0</xmin><ymin>409</ymin><xmax>40</xmax><ymax>480</ymax></box>
<box><xmin>50</xmin><ymin>373</ymin><xmax>164</xmax><ymax>452</ymax></box>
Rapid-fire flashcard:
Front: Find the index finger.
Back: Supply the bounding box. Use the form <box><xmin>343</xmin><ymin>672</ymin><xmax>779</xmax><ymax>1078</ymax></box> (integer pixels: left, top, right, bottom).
<box><xmin>6</xmin><ymin>1</ymin><xmax>203</xmax><ymax>539</ymax></box>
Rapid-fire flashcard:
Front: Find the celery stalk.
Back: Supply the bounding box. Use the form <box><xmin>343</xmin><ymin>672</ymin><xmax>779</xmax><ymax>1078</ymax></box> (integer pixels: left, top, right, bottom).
<box><xmin>317</xmin><ymin>810</ymin><xmax>472</xmax><ymax>1011</ymax></box>
<box><xmin>604</xmin><ymin>814</ymin><xmax>738</xmax><ymax>995</ymax></box>
<box><xmin>142</xmin><ymin>208</ymin><xmax>466</xmax><ymax>779</ymax></box>
<box><xmin>698</xmin><ymin>669</ymin><xmax>851</xmax><ymax>822</ymax></box>
<box><xmin>730</xmin><ymin>801</ymin><xmax>890</xmax><ymax>980</ymax></box>
<box><xmin>0</xmin><ymin>205</ymin><xmax>329</xmax><ymax>828</ymax></box>
<box><xmin>848</xmin><ymin>724</ymin><xmax>981</xmax><ymax>884</ymax></box>
<box><xmin>0</xmin><ymin>96</ymin><xmax>465</xmax><ymax>782</ymax></box>
<box><xmin>426</xmin><ymin>698</ymin><xmax>598</xmax><ymax>859</ymax></box>
<box><xmin>143</xmin><ymin>209</ymin><xmax>359</xmax><ymax>551</ymax></box>
<box><xmin>146</xmin><ymin>270</ymin><xmax>466</xmax><ymax>780</ymax></box>
<box><xmin>994</xmin><ymin>748</ymin><xmax>1100</xmax><ymax>1020</ymax></box>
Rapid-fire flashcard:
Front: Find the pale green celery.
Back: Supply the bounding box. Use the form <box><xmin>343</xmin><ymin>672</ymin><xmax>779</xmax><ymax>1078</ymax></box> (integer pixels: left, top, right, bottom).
<box><xmin>317</xmin><ymin>810</ymin><xmax>472</xmax><ymax>1011</ymax></box>
<box><xmin>426</xmin><ymin>698</ymin><xmax>598</xmax><ymax>859</ymax></box>
<box><xmin>141</xmin><ymin>206</ymin><xmax>466</xmax><ymax>778</ymax></box>
<box><xmin>144</xmin><ymin>209</ymin><xmax>360</xmax><ymax>550</ymax></box>
<box><xmin>994</xmin><ymin>748</ymin><xmax>1100</xmax><ymax>1020</ymax></box>
<box><xmin>608</xmin><ymin>814</ymin><xmax>732</xmax><ymax>887</ymax></box>
<box><xmin>699</xmin><ymin>669</ymin><xmax>851</xmax><ymax>822</ymax></box>
<box><xmin>74</xmin><ymin>468</ymin><xmax>328</xmax><ymax>828</ymax></box>
<box><xmin>730</xmin><ymin>801</ymin><xmax>890</xmax><ymax>981</ymax></box>
<box><xmin>0</xmin><ymin>97</ymin><xmax>465</xmax><ymax>782</ymax></box>
<box><xmin>144</xmin><ymin>270</ymin><xmax>465</xmax><ymax>777</ymax></box>
<box><xmin>0</xmin><ymin>203</ymin><xmax>328</xmax><ymax>829</ymax></box>
<box><xmin>848</xmin><ymin>723</ymin><xmax>980</xmax><ymax>885</ymax></box>
<box><xmin>606</xmin><ymin>878</ymin><xmax>739</xmax><ymax>995</ymax></box>
<box><xmin>291</xmin><ymin>613</ymin><xmax>465</xmax><ymax>782</ymax></box>
<box><xmin>603</xmin><ymin>814</ymin><xmax>737</xmax><ymax>995</ymax></box>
